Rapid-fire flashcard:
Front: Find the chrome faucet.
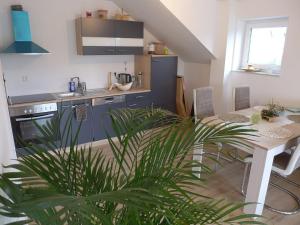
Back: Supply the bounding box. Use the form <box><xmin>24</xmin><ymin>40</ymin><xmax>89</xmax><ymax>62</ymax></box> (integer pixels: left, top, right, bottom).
<box><xmin>70</xmin><ymin>77</ymin><xmax>86</xmax><ymax>95</ymax></box>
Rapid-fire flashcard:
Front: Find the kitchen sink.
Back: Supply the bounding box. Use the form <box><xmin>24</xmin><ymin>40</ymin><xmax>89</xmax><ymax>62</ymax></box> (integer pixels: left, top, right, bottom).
<box><xmin>55</xmin><ymin>89</ymin><xmax>109</xmax><ymax>99</ymax></box>
<box><xmin>56</xmin><ymin>92</ymin><xmax>82</xmax><ymax>98</ymax></box>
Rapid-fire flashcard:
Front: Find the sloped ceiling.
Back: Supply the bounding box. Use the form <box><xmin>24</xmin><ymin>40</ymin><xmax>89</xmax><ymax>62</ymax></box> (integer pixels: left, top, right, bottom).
<box><xmin>111</xmin><ymin>0</ymin><xmax>215</xmax><ymax>63</ymax></box>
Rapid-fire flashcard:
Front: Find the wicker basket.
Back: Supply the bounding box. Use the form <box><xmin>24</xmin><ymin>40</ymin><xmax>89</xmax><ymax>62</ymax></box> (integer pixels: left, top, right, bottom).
<box><xmin>153</xmin><ymin>42</ymin><xmax>165</xmax><ymax>55</ymax></box>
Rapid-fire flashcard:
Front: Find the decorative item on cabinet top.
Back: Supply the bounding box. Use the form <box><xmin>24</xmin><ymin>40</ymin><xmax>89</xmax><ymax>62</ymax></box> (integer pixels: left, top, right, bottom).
<box><xmin>114</xmin><ymin>8</ymin><xmax>131</xmax><ymax>21</ymax></box>
<box><xmin>76</xmin><ymin>18</ymin><xmax>144</xmax><ymax>55</ymax></box>
<box><xmin>97</xmin><ymin>10</ymin><xmax>108</xmax><ymax>19</ymax></box>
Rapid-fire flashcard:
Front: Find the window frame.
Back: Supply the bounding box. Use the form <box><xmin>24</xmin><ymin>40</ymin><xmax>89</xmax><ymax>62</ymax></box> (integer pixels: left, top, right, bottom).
<box><xmin>241</xmin><ymin>18</ymin><xmax>288</xmax><ymax>75</ymax></box>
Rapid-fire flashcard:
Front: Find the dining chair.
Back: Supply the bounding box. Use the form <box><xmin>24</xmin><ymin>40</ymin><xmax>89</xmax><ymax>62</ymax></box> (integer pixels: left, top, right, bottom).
<box><xmin>193</xmin><ymin>87</ymin><xmax>231</xmax><ymax>171</ymax></box>
<box><xmin>234</xmin><ymin>86</ymin><xmax>250</xmax><ymax>111</ymax></box>
<box><xmin>193</xmin><ymin>87</ymin><xmax>215</xmax><ymax>120</ymax></box>
<box><xmin>241</xmin><ymin>141</ymin><xmax>300</xmax><ymax>215</ymax></box>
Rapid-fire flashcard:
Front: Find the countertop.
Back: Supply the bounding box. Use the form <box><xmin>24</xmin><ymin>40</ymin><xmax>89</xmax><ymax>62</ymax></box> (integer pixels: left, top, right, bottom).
<box><xmin>8</xmin><ymin>88</ymin><xmax>151</xmax><ymax>108</ymax></box>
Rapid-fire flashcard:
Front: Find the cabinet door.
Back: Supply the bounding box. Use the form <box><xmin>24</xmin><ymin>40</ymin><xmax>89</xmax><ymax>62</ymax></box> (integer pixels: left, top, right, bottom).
<box><xmin>78</xmin><ymin>19</ymin><xmax>144</xmax><ymax>55</ymax></box>
<box><xmin>92</xmin><ymin>104</ymin><xmax>107</xmax><ymax>141</ymax></box>
<box><xmin>126</xmin><ymin>101</ymin><xmax>152</xmax><ymax>109</ymax></box>
<box><xmin>81</xmin><ymin>19</ymin><xmax>115</xmax><ymax>37</ymax></box>
<box><xmin>58</xmin><ymin>101</ymin><xmax>72</xmax><ymax>147</ymax></box>
<box><xmin>151</xmin><ymin>57</ymin><xmax>178</xmax><ymax>113</ymax></box>
<box><xmin>126</xmin><ymin>92</ymin><xmax>152</xmax><ymax>109</ymax></box>
<box><xmin>80</xmin><ymin>19</ymin><xmax>116</xmax><ymax>55</ymax></box>
<box><xmin>82</xmin><ymin>46</ymin><xmax>116</xmax><ymax>55</ymax></box>
<box><xmin>115</xmin><ymin>47</ymin><xmax>143</xmax><ymax>55</ymax></box>
<box><xmin>93</xmin><ymin>102</ymin><xmax>125</xmax><ymax>141</ymax></box>
<box><xmin>58</xmin><ymin>100</ymin><xmax>93</xmax><ymax>146</ymax></box>
<box><xmin>114</xmin><ymin>21</ymin><xmax>144</xmax><ymax>38</ymax></box>
<box><xmin>73</xmin><ymin>101</ymin><xmax>94</xmax><ymax>145</ymax></box>
<box><xmin>115</xmin><ymin>21</ymin><xmax>144</xmax><ymax>55</ymax></box>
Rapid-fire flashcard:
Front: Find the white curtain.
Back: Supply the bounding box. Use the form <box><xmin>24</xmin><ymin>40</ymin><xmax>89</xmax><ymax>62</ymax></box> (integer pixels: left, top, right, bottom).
<box><xmin>0</xmin><ymin>60</ymin><xmax>18</xmax><ymax>223</ymax></box>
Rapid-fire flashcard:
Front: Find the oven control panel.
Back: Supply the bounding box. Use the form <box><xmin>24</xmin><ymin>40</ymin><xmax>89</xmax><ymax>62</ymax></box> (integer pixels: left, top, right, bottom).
<box><xmin>9</xmin><ymin>103</ymin><xmax>58</xmax><ymax>117</ymax></box>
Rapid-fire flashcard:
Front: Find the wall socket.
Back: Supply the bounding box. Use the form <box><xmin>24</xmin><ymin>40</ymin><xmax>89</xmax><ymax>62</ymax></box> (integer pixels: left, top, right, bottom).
<box><xmin>21</xmin><ymin>75</ymin><xmax>28</xmax><ymax>82</ymax></box>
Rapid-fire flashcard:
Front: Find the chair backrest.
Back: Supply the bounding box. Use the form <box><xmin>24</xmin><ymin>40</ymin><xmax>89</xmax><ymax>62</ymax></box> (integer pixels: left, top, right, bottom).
<box><xmin>284</xmin><ymin>144</ymin><xmax>300</xmax><ymax>176</ymax></box>
<box><xmin>193</xmin><ymin>87</ymin><xmax>215</xmax><ymax>119</ymax></box>
<box><xmin>234</xmin><ymin>86</ymin><xmax>250</xmax><ymax>111</ymax></box>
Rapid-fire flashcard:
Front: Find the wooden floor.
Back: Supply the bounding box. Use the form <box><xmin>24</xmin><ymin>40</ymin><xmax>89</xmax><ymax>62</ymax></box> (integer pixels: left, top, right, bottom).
<box><xmin>198</xmin><ymin>156</ymin><xmax>300</xmax><ymax>225</ymax></box>
<box><xmin>93</xmin><ymin>144</ymin><xmax>300</xmax><ymax>225</ymax></box>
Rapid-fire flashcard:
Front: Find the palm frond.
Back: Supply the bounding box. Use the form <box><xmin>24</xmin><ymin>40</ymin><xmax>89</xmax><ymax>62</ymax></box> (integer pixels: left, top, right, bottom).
<box><xmin>0</xmin><ymin>108</ymin><xmax>262</xmax><ymax>225</ymax></box>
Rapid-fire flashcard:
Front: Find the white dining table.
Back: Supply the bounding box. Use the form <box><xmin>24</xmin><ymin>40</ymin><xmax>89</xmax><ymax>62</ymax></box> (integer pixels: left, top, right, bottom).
<box><xmin>195</xmin><ymin>106</ymin><xmax>300</xmax><ymax>216</ymax></box>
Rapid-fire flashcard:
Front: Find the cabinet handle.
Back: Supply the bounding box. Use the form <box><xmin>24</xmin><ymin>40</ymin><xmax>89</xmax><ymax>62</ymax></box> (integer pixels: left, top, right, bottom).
<box><xmin>105</xmin><ymin>49</ymin><xmax>115</xmax><ymax>52</ymax></box>
<box><xmin>16</xmin><ymin>114</ymin><xmax>55</xmax><ymax>122</ymax></box>
<box><xmin>116</xmin><ymin>50</ymin><xmax>128</xmax><ymax>53</ymax></box>
<box><xmin>128</xmin><ymin>104</ymin><xmax>137</xmax><ymax>107</ymax></box>
<box><xmin>136</xmin><ymin>95</ymin><xmax>144</xmax><ymax>99</ymax></box>
<box><xmin>72</xmin><ymin>103</ymin><xmax>90</xmax><ymax>109</ymax></box>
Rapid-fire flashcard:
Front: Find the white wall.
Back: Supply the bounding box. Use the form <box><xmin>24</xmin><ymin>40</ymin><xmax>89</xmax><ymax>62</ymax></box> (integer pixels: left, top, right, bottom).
<box><xmin>209</xmin><ymin>0</ymin><xmax>300</xmax><ymax>113</ymax></box>
<box><xmin>157</xmin><ymin>1</ymin><xmax>217</xmax><ymax>111</ymax></box>
<box><xmin>0</xmin><ymin>0</ymin><xmax>161</xmax><ymax>96</ymax></box>
<box><xmin>184</xmin><ymin>63</ymin><xmax>210</xmax><ymax>112</ymax></box>
<box><xmin>209</xmin><ymin>0</ymin><xmax>233</xmax><ymax>114</ymax></box>
<box><xmin>223</xmin><ymin>0</ymin><xmax>300</xmax><ymax>110</ymax></box>
<box><xmin>112</xmin><ymin>0</ymin><xmax>214</xmax><ymax>63</ymax></box>
<box><xmin>0</xmin><ymin>61</ymin><xmax>16</xmax><ymax>171</ymax></box>
<box><xmin>0</xmin><ymin>0</ymin><xmax>185</xmax><ymax>97</ymax></box>
<box><xmin>0</xmin><ymin>60</ymin><xmax>18</xmax><ymax>224</ymax></box>
<box><xmin>143</xmin><ymin>29</ymin><xmax>185</xmax><ymax>76</ymax></box>
<box><xmin>160</xmin><ymin>0</ymin><xmax>217</xmax><ymax>56</ymax></box>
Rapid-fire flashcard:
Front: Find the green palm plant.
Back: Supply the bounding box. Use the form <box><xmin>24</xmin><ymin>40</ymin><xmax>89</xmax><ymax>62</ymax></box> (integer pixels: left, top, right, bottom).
<box><xmin>0</xmin><ymin>108</ymin><xmax>263</xmax><ymax>225</ymax></box>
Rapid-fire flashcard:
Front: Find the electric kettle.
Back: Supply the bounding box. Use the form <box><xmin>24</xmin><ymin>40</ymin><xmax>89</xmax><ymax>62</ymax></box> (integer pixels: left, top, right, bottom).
<box><xmin>115</xmin><ymin>73</ymin><xmax>132</xmax><ymax>85</ymax></box>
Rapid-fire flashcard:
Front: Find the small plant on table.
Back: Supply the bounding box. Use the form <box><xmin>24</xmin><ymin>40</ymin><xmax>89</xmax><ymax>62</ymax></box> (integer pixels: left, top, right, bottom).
<box><xmin>261</xmin><ymin>101</ymin><xmax>285</xmax><ymax>122</ymax></box>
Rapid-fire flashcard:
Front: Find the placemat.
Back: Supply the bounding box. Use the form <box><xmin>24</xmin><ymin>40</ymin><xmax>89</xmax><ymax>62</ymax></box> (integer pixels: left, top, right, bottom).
<box><xmin>219</xmin><ymin>114</ymin><xmax>250</xmax><ymax>123</ymax></box>
<box><xmin>259</xmin><ymin>127</ymin><xmax>293</xmax><ymax>139</ymax></box>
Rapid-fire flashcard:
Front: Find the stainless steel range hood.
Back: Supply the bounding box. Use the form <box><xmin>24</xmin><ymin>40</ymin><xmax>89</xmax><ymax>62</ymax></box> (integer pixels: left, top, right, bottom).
<box><xmin>2</xmin><ymin>9</ymin><xmax>50</xmax><ymax>55</ymax></box>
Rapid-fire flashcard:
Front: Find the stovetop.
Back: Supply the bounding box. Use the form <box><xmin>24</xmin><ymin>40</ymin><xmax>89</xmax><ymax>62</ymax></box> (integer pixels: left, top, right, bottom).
<box><xmin>8</xmin><ymin>93</ymin><xmax>56</xmax><ymax>105</ymax></box>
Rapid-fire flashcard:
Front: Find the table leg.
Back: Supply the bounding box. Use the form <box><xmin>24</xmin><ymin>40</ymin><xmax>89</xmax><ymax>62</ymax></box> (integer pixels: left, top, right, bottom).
<box><xmin>244</xmin><ymin>148</ymin><xmax>275</xmax><ymax>215</ymax></box>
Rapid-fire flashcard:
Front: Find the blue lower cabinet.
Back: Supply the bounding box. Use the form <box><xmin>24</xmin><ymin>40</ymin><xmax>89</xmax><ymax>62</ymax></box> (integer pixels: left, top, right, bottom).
<box><xmin>126</xmin><ymin>101</ymin><xmax>152</xmax><ymax>109</ymax></box>
<box><xmin>92</xmin><ymin>104</ymin><xmax>107</xmax><ymax>141</ymax></box>
<box><xmin>56</xmin><ymin>92</ymin><xmax>157</xmax><ymax>146</ymax></box>
<box><xmin>92</xmin><ymin>97</ymin><xmax>126</xmax><ymax>141</ymax></box>
<box><xmin>126</xmin><ymin>92</ymin><xmax>152</xmax><ymax>109</ymax></box>
<box><xmin>58</xmin><ymin>100</ymin><xmax>93</xmax><ymax>146</ymax></box>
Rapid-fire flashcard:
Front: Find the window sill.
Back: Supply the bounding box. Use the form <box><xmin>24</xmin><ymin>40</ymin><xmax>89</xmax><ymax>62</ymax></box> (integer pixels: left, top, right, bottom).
<box><xmin>231</xmin><ymin>70</ymin><xmax>280</xmax><ymax>77</ymax></box>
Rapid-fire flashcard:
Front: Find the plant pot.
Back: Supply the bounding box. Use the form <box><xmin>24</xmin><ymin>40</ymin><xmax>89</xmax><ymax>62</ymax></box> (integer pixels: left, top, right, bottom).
<box><xmin>262</xmin><ymin>116</ymin><xmax>278</xmax><ymax>122</ymax></box>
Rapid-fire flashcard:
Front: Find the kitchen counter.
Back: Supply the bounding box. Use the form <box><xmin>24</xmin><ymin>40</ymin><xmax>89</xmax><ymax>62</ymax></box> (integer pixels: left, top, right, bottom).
<box><xmin>8</xmin><ymin>88</ymin><xmax>151</xmax><ymax>108</ymax></box>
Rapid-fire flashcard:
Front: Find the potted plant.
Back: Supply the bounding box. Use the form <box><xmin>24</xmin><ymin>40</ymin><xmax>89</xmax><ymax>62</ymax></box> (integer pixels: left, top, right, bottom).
<box><xmin>261</xmin><ymin>101</ymin><xmax>285</xmax><ymax>122</ymax></box>
<box><xmin>0</xmin><ymin>108</ymin><xmax>261</xmax><ymax>224</ymax></box>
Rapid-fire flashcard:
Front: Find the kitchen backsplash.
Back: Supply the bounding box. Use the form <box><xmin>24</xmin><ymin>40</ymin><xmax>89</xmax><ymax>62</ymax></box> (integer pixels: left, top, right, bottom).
<box><xmin>1</xmin><ymin>54</ymin><xmax>134</xmax><ymax>96</ymax></box>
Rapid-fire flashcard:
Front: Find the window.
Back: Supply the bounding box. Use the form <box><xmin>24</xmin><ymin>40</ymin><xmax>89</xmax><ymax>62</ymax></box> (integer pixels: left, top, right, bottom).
<box><xmin>241</xmin><ymin>18</ymin><xmax>288</xmax><ymax>75</ymax></box>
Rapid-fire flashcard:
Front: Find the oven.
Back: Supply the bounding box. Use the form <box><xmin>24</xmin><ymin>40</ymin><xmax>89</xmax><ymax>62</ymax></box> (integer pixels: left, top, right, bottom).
<box><xmin>9</xmin><ymin>103</ymin><xmax>59</xmax><ymax>151</ymax></box>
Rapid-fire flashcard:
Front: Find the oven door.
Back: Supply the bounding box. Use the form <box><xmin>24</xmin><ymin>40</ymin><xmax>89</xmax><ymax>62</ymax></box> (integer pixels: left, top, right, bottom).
<box><xmin>11</xmin><ymin>112</ymin><xmax>59</xmax><ymax>149</ymax></box>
